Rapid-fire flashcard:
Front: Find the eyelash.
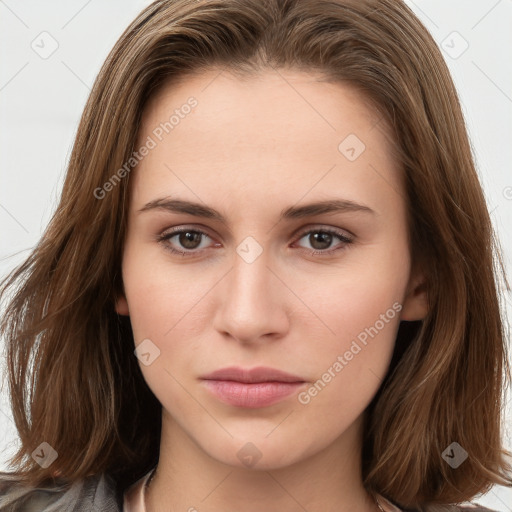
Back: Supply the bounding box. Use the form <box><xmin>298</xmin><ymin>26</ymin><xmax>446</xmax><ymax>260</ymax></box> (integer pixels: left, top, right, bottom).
<box><xmin>156</xmin><ymin>226</ymin><xmax>354</xmax><ymax>257</ymax></box>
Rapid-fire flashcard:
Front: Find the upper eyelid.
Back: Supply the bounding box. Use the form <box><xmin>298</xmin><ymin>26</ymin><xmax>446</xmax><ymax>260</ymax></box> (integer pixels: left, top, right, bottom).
<box><xmin>159</xmin><ymin>223</ymin><xmax>353</xmax><ymax>236</ymax></box>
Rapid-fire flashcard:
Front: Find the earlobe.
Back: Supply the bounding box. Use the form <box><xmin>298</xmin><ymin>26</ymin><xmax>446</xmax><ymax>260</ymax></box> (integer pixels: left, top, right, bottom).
<box><xmin>115</xmin><ymin>294</ymin><xmax>130</xmax><ymax>316</ymax></box>
<box><xmin>400</xmin><ymin>276</ymin><xmax>428</xmax><ymax>321</ymax></box>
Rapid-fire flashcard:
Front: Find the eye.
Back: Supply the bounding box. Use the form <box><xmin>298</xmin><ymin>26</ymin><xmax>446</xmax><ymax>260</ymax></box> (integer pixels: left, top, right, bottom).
<box><xmin>157</xmin><ymin>226</ymin><xmax>354</xmax><ymax>257</ymax></box>
<box><xmin>157</xmin><ymin>228</ymin><xmax>215</xmax><ymax>255</ymax></box>
<box><xmin>293</xmin><ymin>228</ymin><xmax>353</xmax><ymax>255</ymax></box>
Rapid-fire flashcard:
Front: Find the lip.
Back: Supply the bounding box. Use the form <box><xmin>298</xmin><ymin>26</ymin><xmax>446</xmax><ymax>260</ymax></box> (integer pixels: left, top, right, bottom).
<box><xmin>201</xmin><ymin>366</ymin><xmax>306</xmax><ymax>408</ymax></box>
<box><xmin>201</xmin><ymin>366</ymin><xmax>305</xmax><ymax>383</ymax></box>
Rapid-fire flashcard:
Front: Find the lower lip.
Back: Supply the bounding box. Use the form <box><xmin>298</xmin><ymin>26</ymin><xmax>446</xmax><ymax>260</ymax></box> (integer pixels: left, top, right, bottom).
<box><xmin>202</xmin><ymin>380</ymin><xmax>305</xmax><ymax>408</ymax></box>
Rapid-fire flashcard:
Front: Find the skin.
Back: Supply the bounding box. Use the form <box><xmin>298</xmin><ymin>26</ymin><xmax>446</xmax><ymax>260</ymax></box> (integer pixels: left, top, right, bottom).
<box><xmin>115</xmin><ymin>68</ymin><xmax>428</xmax><ymax>512</ymax></box>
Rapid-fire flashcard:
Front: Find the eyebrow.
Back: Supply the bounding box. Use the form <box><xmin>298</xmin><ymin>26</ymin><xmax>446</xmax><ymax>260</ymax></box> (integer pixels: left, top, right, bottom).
<box><xmin>138</xmin><ymin>197</ymin><xmax>376</xmax><ymax>221</ymax></box>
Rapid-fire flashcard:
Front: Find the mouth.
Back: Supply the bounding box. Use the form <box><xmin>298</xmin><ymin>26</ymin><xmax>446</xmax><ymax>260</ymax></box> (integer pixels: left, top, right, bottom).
<box><xmin>200</xmin><ymin>366</ymin><xmax>307</xmax><ymax>408</ymax></box>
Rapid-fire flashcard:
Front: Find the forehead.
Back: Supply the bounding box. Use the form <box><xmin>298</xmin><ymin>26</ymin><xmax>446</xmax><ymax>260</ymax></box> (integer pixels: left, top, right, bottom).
<box><xmin>141</xmin><ymin>68</ymin><xmax>385</xmax><ymax>144</ymax></box>
<box><xmin>131</xmin><ymin>68</ymin><xmax>402</xmax><ymax>215</ymax></box>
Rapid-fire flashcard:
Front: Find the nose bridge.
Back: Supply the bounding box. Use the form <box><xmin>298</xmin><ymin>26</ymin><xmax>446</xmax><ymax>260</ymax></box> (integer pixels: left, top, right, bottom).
<box><xmin>227</xmin><ymin>232</ymin><xmax>274</xmax><ymax>302</ymax></box>
<box><xmin>213</xmin><ymin>242</ymin><xmax>289</xmax><ymax>342</ymax></box>
<box><xmin>231</xmin><ymin>249</ymin><xmax>271</xmax><ymax>303</ymax></box>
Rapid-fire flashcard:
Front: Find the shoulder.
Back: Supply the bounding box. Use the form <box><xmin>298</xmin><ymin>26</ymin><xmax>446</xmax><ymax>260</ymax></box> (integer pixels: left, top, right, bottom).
<box><xmin>0</xmin><ymin>471</ymin><xmax>123</xmax><ymax>511</ymax></box>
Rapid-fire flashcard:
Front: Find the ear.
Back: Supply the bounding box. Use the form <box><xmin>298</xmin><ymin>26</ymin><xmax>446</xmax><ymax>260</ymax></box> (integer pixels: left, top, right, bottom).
<box><xmin>115</xmin><ymin>293</ymin><xmax>130</xmax><ymax>316</ymax></box>
<box><xmin>400</xmin><ymin>271</ymin><xmax>428</xmax><ymax>321</ymax></box>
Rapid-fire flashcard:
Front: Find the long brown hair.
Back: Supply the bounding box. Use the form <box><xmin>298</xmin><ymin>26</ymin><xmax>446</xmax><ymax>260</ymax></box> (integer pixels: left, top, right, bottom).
<box><xmin>1</xmin><ymin>0</ymin><xmax>511</xmax><ymax>508</ymax></box>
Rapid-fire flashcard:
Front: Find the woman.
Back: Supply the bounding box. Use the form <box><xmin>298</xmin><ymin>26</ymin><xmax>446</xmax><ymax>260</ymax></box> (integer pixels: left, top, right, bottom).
<box><xmin>0</xmin><ymin>0</ymin><xmax>510</xmax><ymax>510</ymax></box>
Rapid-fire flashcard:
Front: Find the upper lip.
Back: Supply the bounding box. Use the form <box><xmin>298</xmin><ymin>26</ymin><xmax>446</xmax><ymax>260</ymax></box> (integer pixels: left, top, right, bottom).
<box><xmin>201</xmin><ymin>366</ymin><xmax>305</xmax><ymax>383</ymax></box>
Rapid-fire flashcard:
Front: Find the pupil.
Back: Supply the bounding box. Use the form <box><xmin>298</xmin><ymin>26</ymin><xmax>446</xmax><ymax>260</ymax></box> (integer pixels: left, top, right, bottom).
<box><xmin>310</xmin><ymin>232</ymin><xmax>332</xmax><ymax>250</ymax></box>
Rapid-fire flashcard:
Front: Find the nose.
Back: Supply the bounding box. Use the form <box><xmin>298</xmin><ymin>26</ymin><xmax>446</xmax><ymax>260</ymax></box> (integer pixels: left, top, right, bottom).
<box><xmin>212</xmin><ymin>247</ymin><xmax>290</xmax><ymax>345</ymax></box>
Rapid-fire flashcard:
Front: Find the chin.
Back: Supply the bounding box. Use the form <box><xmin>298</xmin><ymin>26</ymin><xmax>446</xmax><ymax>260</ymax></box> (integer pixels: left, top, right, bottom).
<box><xmin>198</xmin><ymin>434</ymin><xmax>315</xmax><ymax>472</ymax></box>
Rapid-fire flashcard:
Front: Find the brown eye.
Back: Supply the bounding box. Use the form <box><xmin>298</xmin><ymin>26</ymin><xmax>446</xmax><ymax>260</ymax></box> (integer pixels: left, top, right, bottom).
<box><xmin>295</xmin><ymin>228</ymin><xmax>353</xmax><ymax>255</ymax></box>
<box><xmin>178</xmin><ymin>231</ymin><xmax>203</xmax><ymax>249</ymax></box>
<box><xmin>158</xmin><ymin>228</ymin><xmax>212</xmax><ymax>255</ymax></box>
<box><xmin>308</xmin><ymin>232</ymin><xmax>334</xmax><ymax>250</ymax></box>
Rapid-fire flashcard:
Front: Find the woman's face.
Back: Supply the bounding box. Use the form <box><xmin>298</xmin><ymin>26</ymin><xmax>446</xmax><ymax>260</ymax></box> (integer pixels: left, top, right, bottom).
<box><xmin>116</xmin><ymin>68</ymin><xmax>427</xmax><ymax>470</ymax></box>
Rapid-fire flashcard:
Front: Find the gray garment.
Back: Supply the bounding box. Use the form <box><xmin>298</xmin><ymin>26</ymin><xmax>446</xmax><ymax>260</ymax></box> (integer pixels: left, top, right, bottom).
<box><xmin>0</xmin><ymin>472</ymin><xmax>122</xmax><ymax>511</ymax></box>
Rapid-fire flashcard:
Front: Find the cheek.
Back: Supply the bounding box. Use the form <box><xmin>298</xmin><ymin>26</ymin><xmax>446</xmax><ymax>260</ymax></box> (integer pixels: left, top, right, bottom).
<box><xmin>121</xmin><ymin>255</ymin><xmax>208</xmax><ymax>412</ymax></box>
<box><xmin>293</xmin><ymin>284</ymin><xmax>402</xmax><ymax>431</ymax></box>
<box><xmin>288</xmin><ymin>245</ymin><xmax>407</xmax><ymax>343</ymax></box>
<box><xmin>120</xmin><ymin>248</ymin><xmax>225</xmax><ymax>406</ymax></box>
<box><xmin>121</xmin><ymin>245</ymin><xmax>214</xmax><ymax>341</ymax></box>
<box><xmin>290</xmin><ymin>253</ymin><xmax>407</xmax><ymax>409</ymax></box>
<box><xmin>300</xmin><ymin>296</ymin><xmax>400</xmax><ymax>405</ymax></box>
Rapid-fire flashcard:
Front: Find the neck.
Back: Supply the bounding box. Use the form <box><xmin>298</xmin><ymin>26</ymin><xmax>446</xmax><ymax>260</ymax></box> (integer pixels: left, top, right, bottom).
<box><xmin>146</xmin><ymin>411</ymin><xmax>380</xmax><ymax>512</ymax></box>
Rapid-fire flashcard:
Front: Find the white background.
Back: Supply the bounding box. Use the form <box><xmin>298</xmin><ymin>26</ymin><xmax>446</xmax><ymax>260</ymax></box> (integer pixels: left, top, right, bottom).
<box><xmin>0</xmin><ymin>0</ymin><xmax>511</xmax><ymax>509</ymax></box>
